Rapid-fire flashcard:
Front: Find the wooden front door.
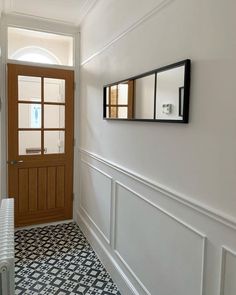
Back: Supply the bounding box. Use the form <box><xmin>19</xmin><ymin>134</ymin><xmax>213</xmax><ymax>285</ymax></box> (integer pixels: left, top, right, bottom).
<box><xmin>8</xmin><ymin>64</ymin><xmax>74</xmax><ymax>227</ymax></box>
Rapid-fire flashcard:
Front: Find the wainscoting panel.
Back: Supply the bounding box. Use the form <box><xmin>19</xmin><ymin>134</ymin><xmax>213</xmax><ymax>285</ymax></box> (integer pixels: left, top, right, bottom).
<box><xmin>77</xmin><ymin>149</ymin><xmax>236</xmax><ymax>295</ymax></box>
<box><xmin>220</xmin><ymin>247</ymin><xmax>236</xmax><ymax>295</ymax></box>
<box><xmin>114</xmin><ymin>182</ymin><xmax>205</xmax><ymax>295</ymax></box>
<box><xmin>80</xmin><ymin>160</ymin><xmax>112</xmax><ymax>244</ymax></box>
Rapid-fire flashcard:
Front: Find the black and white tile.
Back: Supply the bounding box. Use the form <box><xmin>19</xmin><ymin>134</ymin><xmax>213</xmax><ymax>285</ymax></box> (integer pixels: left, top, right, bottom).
<box><xmin>15</xmin><ymin>222</ymin><xmax>121</xmax><ymax>295</ymax></box>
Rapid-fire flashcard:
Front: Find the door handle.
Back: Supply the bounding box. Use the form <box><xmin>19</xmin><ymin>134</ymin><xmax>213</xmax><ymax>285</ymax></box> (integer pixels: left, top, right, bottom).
<box><xmin>7</xmin><ymin>160</ymin><xmax>23</xmax><ymax>165</ymax></box>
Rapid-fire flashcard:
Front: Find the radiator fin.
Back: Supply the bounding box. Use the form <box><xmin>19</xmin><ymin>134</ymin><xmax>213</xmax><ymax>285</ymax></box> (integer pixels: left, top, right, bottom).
<box><xmin>0</xmin><ymin>198</ymin><xmax>14</xmax><ymax>295</ymax></box>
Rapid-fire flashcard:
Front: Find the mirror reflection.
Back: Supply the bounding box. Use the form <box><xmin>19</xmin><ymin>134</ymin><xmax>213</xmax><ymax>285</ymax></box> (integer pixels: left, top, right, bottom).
<box><xmin>105</xmin><ymin>81</ymin><xmax>133</xmax><ymax>119</ymax></box>
<box><xmin>104</xmin><ymin>59</ymin><xmax>190</xmax><ymax>123</ymax></box>
<box><xmin>155</xmin><ymin>66</ymin><xmax>185</xmax><ymax>120</ymax></box>
<box><xmin>135</xmin><ymin>74</ymin><xmax>155</xmax><ymax>119</ymax></box>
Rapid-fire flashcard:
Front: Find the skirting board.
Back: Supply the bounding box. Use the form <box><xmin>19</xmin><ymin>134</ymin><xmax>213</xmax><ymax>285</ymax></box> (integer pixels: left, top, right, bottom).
<box><xmin>76</xmin><ymin>209</ymin><xmax>140</xmax><ymax>295</ymax></box>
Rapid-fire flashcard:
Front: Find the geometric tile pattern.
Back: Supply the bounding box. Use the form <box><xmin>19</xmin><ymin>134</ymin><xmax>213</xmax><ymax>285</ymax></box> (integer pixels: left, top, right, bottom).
<box><xmin>15</xmin><ymin>222</ymin><xmax>121</xmax><ymax>295</ymax></box>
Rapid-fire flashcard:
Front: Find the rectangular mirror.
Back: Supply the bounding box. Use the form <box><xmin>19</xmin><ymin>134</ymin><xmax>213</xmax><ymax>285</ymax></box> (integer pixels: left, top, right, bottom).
<box><xmin>103</xmin><ymin>59</ymin><xmax>191</xmax><ymax>123</ymax></box>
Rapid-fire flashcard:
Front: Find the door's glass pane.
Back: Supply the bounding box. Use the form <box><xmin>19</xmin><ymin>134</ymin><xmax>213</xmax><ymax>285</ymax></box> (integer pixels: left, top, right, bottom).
<box><xmin>44</xmin><ymin>105</ymin><xmax>65</xmax><ymax>128</ymax></box>
<box><xmin>18</xmin><ymin>76</ymin><xmax>41</xmax><ymax>101</ymax></box>
<box><xmin>44</xmin><ymin>78</ymin><xmax>65</xmax><ymax>103</ymax></box>
<box><xmin>18</xmin><ymin>103</ymin><xmax>41</xmax><ymax>128</ymax></box>
<box><xmin>19</xmin><ymin>131</ymin><xmax>41</xmax><ymax>155</ymax></box>
<box><xmin>44</xmin><ymin>131</ymin><xmax>65</xmax><ymax>154</ymax></box>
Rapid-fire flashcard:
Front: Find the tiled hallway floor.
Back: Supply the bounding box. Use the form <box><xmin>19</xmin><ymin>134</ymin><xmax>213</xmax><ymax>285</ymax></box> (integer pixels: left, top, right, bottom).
<box><xmin>15</xmin><ymin>222</ymin><xmax>121</xmax><ymax>295</ymax></box>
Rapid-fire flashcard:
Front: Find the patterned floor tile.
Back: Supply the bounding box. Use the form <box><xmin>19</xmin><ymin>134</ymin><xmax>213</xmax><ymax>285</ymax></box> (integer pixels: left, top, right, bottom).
<box><xmin>15</xmin><ymin>222</ymin><xmax>121</xmax><ymax>295</ymax></box>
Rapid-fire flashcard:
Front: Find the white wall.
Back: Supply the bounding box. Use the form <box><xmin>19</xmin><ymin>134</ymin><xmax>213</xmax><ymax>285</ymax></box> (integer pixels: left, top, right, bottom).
<box><xmin>78</xmin><ymin>0</ymin><xmax>236</xmax><ymax>294</ymax></box>
<box><xmin>79</xmin><ymin>0</ymin><xmax>236</xmax><ymax>220</ymax></box>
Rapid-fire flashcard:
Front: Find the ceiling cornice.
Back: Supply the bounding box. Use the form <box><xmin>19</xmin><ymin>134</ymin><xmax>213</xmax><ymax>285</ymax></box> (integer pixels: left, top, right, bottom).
<box><xmin>4</xmin><ymin>13</ymin><xmax>79</xmax><ymax>35</ymax></box>
<box><xmin>75</xmin><ymin>0</ymin><xmax>98</xmax><ymax>26</ymax></box>
<box><xmin>6</xmin><ymin>11</ymin><xmax>76</xmax><ymax>26</ymax></box>
<box><xmin>1</xmin><ymin>0</ymin><xmax>98</xmax><ymax>26</ymax></box>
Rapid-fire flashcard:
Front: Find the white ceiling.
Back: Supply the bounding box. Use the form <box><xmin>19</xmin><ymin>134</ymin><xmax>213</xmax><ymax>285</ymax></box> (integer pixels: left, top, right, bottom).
<box><xmin>1</xmin><ymin>0</ymin><xmax>97</xmax><ymax>26</ymax></box>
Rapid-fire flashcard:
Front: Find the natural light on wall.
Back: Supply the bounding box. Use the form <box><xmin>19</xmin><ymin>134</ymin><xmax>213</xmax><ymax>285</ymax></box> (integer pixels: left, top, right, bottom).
<box><xmin>8</xmin><ymin>27</ymin><xmax>74</xmax><ymax>66</ymax></box>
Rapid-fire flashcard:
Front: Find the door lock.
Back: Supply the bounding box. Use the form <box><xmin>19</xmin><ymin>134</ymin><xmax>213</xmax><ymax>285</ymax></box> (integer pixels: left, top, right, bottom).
<box><xmin>7</xmin><ymin>160</ymin><xmax>23</xmax><ymax>165</ymax></box>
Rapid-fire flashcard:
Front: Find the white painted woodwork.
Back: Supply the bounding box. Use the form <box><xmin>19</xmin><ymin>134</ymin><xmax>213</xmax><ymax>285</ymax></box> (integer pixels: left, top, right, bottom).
<box><xmin>114</xmin><ymin>182</ymin><xmax>205</xmax><ymax>295</ymax></box>
<box><xmin>220</xmin><ymin>248</ymin><xmax>236</xmax><ymax>295</ymax></box>
<box><xmin>81</xmin><ymin>161</ymin><xmax>112</xmax><ymax>243</ymax></box>
<box><xmin>77</xmin><ymin>150</ymin><xmax>236</xmax><ymax>295</ymax></box>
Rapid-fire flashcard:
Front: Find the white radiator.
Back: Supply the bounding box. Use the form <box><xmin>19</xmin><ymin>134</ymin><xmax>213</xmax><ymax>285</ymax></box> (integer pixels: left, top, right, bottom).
<box><xmin>0</xmin><ymin>199</ymin><xmax>14</xmax><ymax>295</ymax></box>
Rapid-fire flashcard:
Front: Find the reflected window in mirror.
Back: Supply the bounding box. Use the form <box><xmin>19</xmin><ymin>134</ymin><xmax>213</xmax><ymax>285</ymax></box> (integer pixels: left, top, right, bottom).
<box><xmin>105</xmin><ymin>81</ymin><xmax>134</xmax><ymax>119</ymax></box>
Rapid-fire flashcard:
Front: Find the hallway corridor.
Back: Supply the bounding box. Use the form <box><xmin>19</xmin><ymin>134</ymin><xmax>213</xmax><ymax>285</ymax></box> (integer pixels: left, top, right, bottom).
<box><xmin>14</xmin><ymin>223</ymin><xmax>121</xmax><ymax>295</ymax></box>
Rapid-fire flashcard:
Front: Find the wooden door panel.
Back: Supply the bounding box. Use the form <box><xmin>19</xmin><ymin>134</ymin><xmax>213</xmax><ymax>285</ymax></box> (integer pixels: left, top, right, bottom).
<box><xmin>56</xmin><ymin>166</ymin><xmax>65</xmax><ymax>208</ymax></box>
<box><xmin>18</xmin><ymin>168</ymin><xmax>29</xmax><ymax>213</ymax></box>
<box><xmin>14</xmin><ymin>165</ymin><xmax>67</xmax><ymax>223</ymax></box>
<box><xmin>8</xmin><ymin>64</ymin><xmax>74</xmax><ymax>227</ymax></box>
<box><xmin>29</xmin><ymin>168</ymin><xmax>38</xmax><ymax>212</ymax></box>
<box><xmin>38</xmin><ymin>167</ymin><xmax>47</xmax><ymax>211</ymax></box>
<box><xmin>47</xmin><ymin>167</ymin><xmax>56</xmax><ymax>209</ymax></box>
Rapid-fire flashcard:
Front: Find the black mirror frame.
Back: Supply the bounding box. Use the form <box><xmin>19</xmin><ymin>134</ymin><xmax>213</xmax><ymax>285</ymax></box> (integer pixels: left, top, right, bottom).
<box><xmin>103</xmin><ymin>59</ymin><xmax>191</xmax><ymax>123</ymax></box>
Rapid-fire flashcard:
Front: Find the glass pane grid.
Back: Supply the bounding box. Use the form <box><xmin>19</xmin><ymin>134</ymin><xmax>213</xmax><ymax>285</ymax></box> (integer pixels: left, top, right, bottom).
<box><xmin>18</xmin><ymin>75</ymin><xmax>66</xmax><ymax>156</ymax></box>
